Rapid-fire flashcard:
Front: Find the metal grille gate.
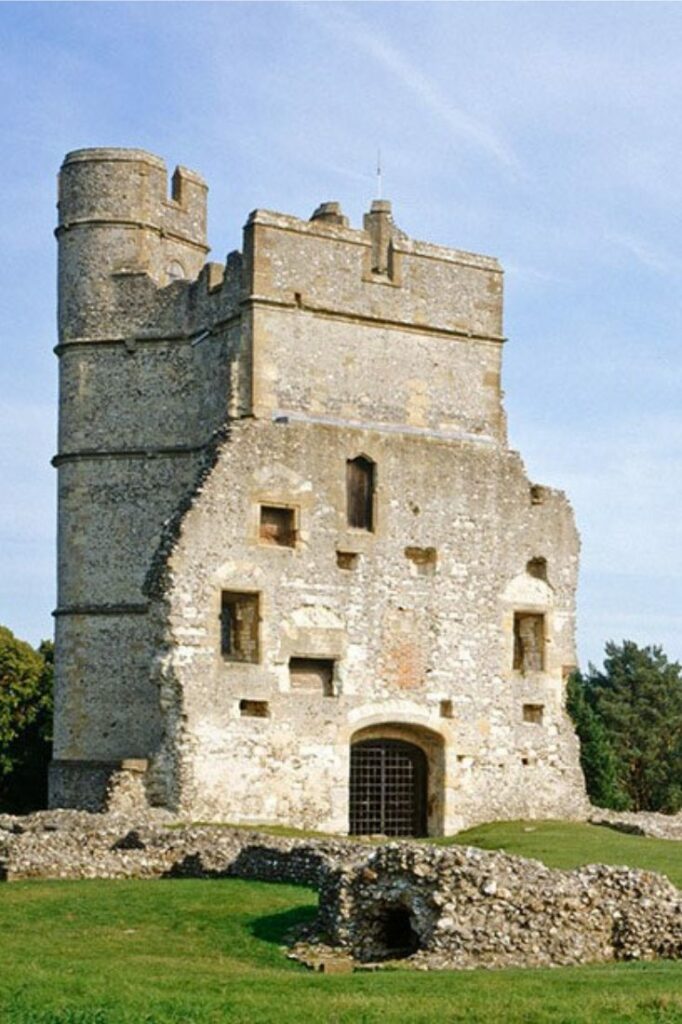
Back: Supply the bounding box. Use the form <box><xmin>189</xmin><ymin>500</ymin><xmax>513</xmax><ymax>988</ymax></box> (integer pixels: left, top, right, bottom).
<box><xmin>349</xmin><ymin>739</ymin><xmax>427</xmax><ymax>837</ymax></box>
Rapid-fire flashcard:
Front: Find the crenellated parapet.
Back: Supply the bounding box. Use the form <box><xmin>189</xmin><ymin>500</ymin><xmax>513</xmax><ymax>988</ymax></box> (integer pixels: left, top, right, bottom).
<box><xmin>57</xmin><ymin>148</ymin><xmax>209</xmax><ymax>342</ymax></box>
<box><xmin>51</xmin><ymin>148</ymin><xmax>581</xmax><ymax>826</ymax></box>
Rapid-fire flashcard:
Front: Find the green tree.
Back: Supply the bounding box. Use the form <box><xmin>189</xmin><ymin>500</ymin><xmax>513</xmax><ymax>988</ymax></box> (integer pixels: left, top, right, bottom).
<box><xmin>0</xmin><ymin>626</ymin><xmax>53</xmax><ymax>812</ymax></box>
<box><xmin>569</xmin><ymin>641</ymin><xmax>682</xmax><ymax>813</ymax></box>
<box><xmin>566</xmin><ymin>672</ymin><xmax>629</xmax><ymax>810</ymax></box>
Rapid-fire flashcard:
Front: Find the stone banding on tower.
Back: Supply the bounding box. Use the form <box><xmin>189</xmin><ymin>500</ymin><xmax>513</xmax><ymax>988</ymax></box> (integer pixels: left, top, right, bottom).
<box><xmin>50</xmin><ymin>148</ymin><xmax>587</xmax><ymax>833</ymax></box>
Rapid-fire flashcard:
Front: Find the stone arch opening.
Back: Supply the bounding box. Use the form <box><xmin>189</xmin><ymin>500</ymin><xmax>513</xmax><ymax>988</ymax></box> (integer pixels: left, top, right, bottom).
<box><xmin>372</xmin><ymin>904</ymin><xmax>421</xmax><ymax>960</ymax></box>
<box><xmin>348</xmin><ymin>723</ymin><xmax>444</xmax><ymax>837</ymax></box>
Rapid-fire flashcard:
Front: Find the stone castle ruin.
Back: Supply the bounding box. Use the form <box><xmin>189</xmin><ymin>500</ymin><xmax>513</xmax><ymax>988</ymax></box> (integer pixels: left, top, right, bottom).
<box><xmin>50</xmin><ymin>148</ymin><xmax>587</xmax><ymax>834</ymax></box>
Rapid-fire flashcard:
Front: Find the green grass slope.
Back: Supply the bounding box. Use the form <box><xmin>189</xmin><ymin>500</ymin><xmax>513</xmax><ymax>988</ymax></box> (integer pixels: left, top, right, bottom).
<box><xmin>0</xmin><ymin>821</ymin><xmax>680</xmax><ymax>1024</ymax></box>
<box><xmin>447</xmin><ymin>819</ymin><xmax>682</xmax><ymax>888</ymax></box>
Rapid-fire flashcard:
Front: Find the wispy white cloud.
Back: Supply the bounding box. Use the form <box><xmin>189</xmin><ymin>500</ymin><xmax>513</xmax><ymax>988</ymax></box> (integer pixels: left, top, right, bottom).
<box><xmin>299</xmin><ymin>3</ymin><xmax>523</xmax><ymax>176</ymax></box>
<box><xmin>607</xmin><ymin>231</ymin><xmax>682</xmax><ymax>277</ymax></box>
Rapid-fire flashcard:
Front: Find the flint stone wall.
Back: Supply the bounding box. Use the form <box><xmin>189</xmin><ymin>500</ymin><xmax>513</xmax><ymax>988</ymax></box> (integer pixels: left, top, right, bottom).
<box><xmin>589</xmin><ymin>808</ymin><xmax>682</xmax><ymax>842</ymax></box>
<box><xmin>0</xmin><ymin>811</ymin><xmax>368</xmax><ymax>885</ymax></box>
<box><xmin>1</xmin><ymin>811</ymin><xmax>681</xmax><ymax>972</ymax></box>
<box><xmin>308</xmin><ymin>844</ymin><xmax>682</xmax><ymax>970</ymax></box>
<box><xmin>53</xmin><ymin>147</ymin><xmax>586</xmax><ymax>833</ymax></box>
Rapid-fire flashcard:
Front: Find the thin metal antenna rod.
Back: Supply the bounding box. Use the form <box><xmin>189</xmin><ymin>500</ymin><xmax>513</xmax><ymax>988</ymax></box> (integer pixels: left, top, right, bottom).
<box><xmin>376</xmin><ymin>148</ymin><xmax>383</xmax><ymax>200</ymax></box>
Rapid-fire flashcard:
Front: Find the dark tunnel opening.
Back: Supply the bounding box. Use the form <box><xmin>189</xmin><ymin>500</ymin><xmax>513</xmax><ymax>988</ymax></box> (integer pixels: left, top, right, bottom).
<box><xmin>375</xmin><ymin>906</ymin><xmax>420</xmax><ymax>959</ymax></box>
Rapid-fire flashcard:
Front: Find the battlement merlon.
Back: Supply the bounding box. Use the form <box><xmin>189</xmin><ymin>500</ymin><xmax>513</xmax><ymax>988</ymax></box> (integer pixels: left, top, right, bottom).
<box><xmin>244</xmin><ymin>203</ymin><xmax>504</xmax><ymax>342</ymax></box>
<box><xmin>243</xmin><ymin>202</ymin><xmax>506</xmax><ymax>442</ymax></box>
<box><xmin>57</xmin><ymin>149</ymin><xmax>208</xmax><ymax>255</ymax></box>
<box><xmin>56</xmin><ymin>147</ymin><xmax>504</xmax><ymax>347</ymax></box>
<box><xmin>56</xmin><ymin>148</ymin><xmax>209</xmax><ymax>342</ymax></box>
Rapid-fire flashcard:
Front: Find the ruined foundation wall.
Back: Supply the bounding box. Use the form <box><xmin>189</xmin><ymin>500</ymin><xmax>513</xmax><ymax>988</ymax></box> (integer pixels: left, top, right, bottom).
<box><xmin>2</xmin><ymin>816</ymin><xmax>680</xmax><ymax>974</ymax></box>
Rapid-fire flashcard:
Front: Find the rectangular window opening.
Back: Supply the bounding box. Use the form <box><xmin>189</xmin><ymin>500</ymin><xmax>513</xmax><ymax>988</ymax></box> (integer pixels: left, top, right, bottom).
<box><xmin>259</xmin><ymin>505</ymin><xmax>296</xmax><ymax>547</ymax></box>
<box><xmin>336</xmin><ymin>550</ymin><xmax>359</xmax><ymax>570</ymax></box>
<box><xmin>289</xmin><ymin>657</ymin><xmax>336</xmax><ymax>696</ymax></box>
<box><xmin>439</xmin><ymin>699</ymin><xmax>454</xmax><ymax>719</ymax></box>
<box><xmin>522</xmin><ymin>703</ymin><xmax>544</xmax><ymax>725</ymax></box>
<box><xmin>221</xmin><ymin>591</ymin><xmax>259</xmax><ymax>662</ymax></box>
<box><xmin>513</xmin><ymin>613</ymin><xmax>545</xmax><ymax>673</ymax></box>
<box><xmin>239</xmin><ymin>699</ymin><xmax>269</xmax><ymax>718</ymax></box>
<box><xmin>346</xmin><ymin>457</ymin><xmax>375</xmax><ymax>531</ymax></box>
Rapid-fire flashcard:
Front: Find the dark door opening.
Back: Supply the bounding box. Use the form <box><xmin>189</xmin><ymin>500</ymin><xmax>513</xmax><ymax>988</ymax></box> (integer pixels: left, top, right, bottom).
<box><xmin>349</xmin><ymin>738</ymin><xmax>427</xmax><ymax>837</ymax></box>
<box><xmin>374</xmin><ymin>906</ymin><xmax>421</xmax><ymax>960</ymax></box>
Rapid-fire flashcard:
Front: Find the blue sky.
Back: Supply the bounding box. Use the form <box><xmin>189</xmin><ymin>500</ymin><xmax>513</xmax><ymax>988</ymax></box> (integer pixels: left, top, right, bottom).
<box><xmin>1</xmin><ymin>1</ymin><xmax>681</xmax><ymax>668</ymax></box>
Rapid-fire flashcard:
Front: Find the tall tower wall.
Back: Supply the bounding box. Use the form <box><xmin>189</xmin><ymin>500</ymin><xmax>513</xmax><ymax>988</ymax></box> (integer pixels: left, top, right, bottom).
<box><xmin>50</xmin><ymin>149</ymin><xmax>223</xmax><ymax>808</ymax></box>
<box><xmin>245</xmin><ymin>205</ymin><xmax>506</xmax><ymax>442</ymax></box>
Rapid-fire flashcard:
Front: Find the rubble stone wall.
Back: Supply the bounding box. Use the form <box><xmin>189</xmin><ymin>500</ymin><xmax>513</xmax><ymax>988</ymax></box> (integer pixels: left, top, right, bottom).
<box><xmin>2</xmin><ymin>813</ymin><xmax>681</xmax><ymax>973</ymax></box>
<box><xmin>312</xmin><ymin>843</ymin><xmax>682</xmax><ymax>970</ymax></box>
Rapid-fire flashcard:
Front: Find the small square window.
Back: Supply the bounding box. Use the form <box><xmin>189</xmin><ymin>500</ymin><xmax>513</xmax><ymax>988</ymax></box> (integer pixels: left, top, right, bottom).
<box><xmin>405</xmin><ymin>546</ymin><xmax>438</xmax><ymax>576</ymax></box>
<box><xmin>239</xmin><ymin>699</ymin><xmax>269</xmax><ymax>718</ymax></box>
<box><xmin>289</xmin><ymin>658</ymin><xmax>335</xmax><ymax>695</ymax></box>
<box><xmin>523</xmin><ymin>703</ymin><xmax>544</xmax><ymax>725</ymax></box>
<box><xmin>336</xmin><ymin>550</ymin><xmax>359</xmax><ymax>570</ymax></box>
<box><xmin>259</xmin><ymin>506</ymin><xmax>296</xmax><ymax>547</ymax></box>
<box><xmin>221</xmin><ymin>592</ymin><xmax>259</xmax><ymax>662</ymax></box>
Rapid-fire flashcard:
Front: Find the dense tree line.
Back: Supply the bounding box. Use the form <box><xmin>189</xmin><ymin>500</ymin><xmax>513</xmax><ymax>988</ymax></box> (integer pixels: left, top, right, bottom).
<box><xmin>567</xmin><ymin>641</ymin><xmax>682</xmax><ymax>814</ymax></box>
<box><xmin>0</xmin><ymin>626</ymin><xmax>53</xmax><ymax>812</ymax></box>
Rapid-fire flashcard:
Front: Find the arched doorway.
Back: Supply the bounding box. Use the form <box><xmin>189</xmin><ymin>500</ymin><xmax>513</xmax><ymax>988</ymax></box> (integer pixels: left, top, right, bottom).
<box><xmin>349</xmin><ymin>738</ymin><xmax>427</xmax><ymax>837</ymax></box>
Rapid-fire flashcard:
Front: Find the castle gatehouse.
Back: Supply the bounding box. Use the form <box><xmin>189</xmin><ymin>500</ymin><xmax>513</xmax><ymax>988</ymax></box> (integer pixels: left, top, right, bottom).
<box><xmin>49</xmin><ymin>148</ymin><xmax>587</xmax><ymax>833</ymax></box>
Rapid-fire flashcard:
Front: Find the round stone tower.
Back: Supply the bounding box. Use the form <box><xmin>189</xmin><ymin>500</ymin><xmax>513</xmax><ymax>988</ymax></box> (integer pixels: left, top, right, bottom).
<box><xmin>51</xmin><ymin>149</ymin><xmax>210</xmax><ymax>810</ymax></box>
<box><xmin>57</xmin><ymin>147</ymin><xmax>208</xmax><ymax>340</ymax></box>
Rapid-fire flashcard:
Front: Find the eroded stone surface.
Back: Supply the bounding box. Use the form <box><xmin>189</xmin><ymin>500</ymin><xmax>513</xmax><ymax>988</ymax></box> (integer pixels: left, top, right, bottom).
<box><xmin>305</xmin><ymin>843</ymin><xmax>682</xmax><ymax>970</ymax></box>
<box><xmin>0</xmin><ymin>810</ymin><xmax>368</xmax><ymax>884</ymax></box>
<box><xmin>51</xmin><ymin>147</ymin><xmax>586</xmax><ymax>833</ymax></box>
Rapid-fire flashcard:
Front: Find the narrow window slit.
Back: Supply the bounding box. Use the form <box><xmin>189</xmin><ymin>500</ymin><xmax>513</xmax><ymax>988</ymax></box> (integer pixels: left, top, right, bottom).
<box><xmin>439</xmin><ymin>699</ymin><xmax>453</xmax><ymax>718</ymax></box>
<box><xmin>221</xmin><ymin>592</ymin><xmax>259</xmax><ymax>662</ymax></box>
<box><xmin>513</xmin><ymin>613</ymin><xmax>545</xmax><ymax>673</ymax></box>
<box><xmin>346</xmin><ymin>456</ymin><xmax>375</xmax><ymax>531</ymax></box>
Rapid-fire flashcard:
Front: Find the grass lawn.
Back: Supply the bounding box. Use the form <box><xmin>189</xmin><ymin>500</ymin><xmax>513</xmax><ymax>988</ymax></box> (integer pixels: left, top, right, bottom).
<box><xmin>447</xmin><ymin>819</ymin><xmax>682</xmax><ymax>889</ymax></box>
<box><xmin>0</xmin><ymin>822</ymin><xmax>680</xmax><ymax>1024</ymax></box>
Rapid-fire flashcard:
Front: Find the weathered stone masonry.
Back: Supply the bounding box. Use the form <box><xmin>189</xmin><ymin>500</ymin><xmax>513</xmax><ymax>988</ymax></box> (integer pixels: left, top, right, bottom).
<box><xmin>50</xmin><ymin>147</ymin><xmax>587</xmax><ymax>833</ymax></box>
<box><xmin>2</xmin><ymin>814</ymin><xmax>681</xmax><ymax>972</ymax></box>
